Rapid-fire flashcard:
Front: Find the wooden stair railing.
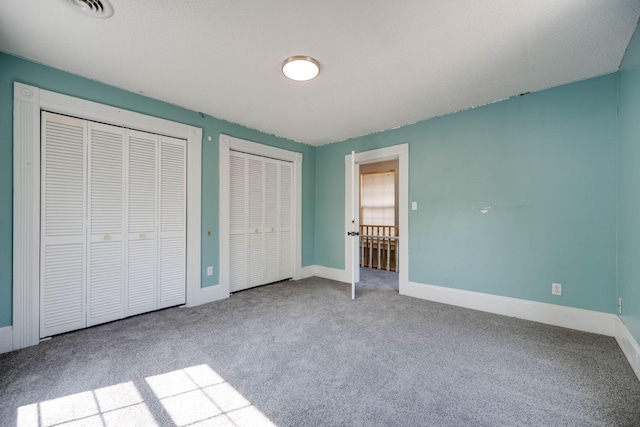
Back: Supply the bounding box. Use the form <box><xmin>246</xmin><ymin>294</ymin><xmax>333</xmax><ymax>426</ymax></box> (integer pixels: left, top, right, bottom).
<box><xmin>359</xmin><ymin>225</ymin><xmax>399</xmax><ymax>272</ymax></box>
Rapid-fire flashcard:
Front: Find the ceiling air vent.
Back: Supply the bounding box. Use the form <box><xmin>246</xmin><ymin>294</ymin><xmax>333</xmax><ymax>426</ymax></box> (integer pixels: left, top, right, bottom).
<box><xmin>59</xmin><ymin>0</ymin><xmax>114</xmax><ymax>18</ymax></box>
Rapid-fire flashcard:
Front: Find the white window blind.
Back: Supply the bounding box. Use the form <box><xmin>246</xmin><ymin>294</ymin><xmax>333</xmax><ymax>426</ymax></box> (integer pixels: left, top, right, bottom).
<box><xmin>361</xmin><ymin>171</ymin><xmax>395</xmax><ymax>226</ymax></box>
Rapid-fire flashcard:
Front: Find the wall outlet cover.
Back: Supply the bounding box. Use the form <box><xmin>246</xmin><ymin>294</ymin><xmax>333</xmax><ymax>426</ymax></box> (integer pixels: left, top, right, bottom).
<box><xmin>552</xmin><ymin>283</ymin><xmax>562</xmax><ymax>296</ymax></box>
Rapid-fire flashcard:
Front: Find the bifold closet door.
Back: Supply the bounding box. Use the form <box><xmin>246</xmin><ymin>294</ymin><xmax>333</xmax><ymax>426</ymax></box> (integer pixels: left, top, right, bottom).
<box><xmin>40</xmin><ymin>113</ymin><xmax>187</xmax><ymax>338</ymax></box>
<box><xmin>265</xmin><ymin>159</ymin><xmax>294</xmax><ymax>284</ymax></box>
<box><xmin>247</xmin><ymin>155</ymin><xmax>265</xmax><ymax>288</ymax></box>
<box><xmin>229</xmin><ymin>151</ymin><xmax>293</xmax><ymax>292</ymax></box>
<box><xmin>264</xmin><ymin>160</ymin><xmax>279</xmax><ymax>284</ymax></box>
<box><xmin>229</xmin><ymin>152</ymin><xmax>265</xmax><ymax>291</ymax></box>
<box><xmin>279</xmin><ymin>161</ymin><xmax>293</xmax><ymax>279</ymax></box>
<box><xmin>40</xmin><ymin>113</ymin><xmax>87</xmax><ymax>338</ymax></box>
<box><xmin>127</xmin><ymin>133</ymin><xmax>186</xmax><ymax>313</ymax></box>
<box><xmin>229</xmin><ymin>152</ymin><xmax>248</xmax><ymax>292</ymax></box>
<box><xmin>87</xmin><ymin>122</ymin><xmax>126</xmax><ymax>327</ymax></box>
<box><xmin>127</xmin><ymin>130</ymin><xmax>159</xmax><ymax>316</ymax></box>
<box><xmin>229</xmin><ymin>151</ymin><xmax>264</xmax><ymax>291</ymax></box>
<box><xmin>158</xmin><ymin>136</ymin><xmax>187</xmax><ymax>308</ymax></box>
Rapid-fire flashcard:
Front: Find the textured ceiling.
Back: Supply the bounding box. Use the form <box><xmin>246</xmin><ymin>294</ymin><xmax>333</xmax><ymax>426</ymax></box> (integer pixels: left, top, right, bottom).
<box><xmin>1</xmin><ymin>0</ymin><xmax>639</xmax><ymax>145</ymax></box>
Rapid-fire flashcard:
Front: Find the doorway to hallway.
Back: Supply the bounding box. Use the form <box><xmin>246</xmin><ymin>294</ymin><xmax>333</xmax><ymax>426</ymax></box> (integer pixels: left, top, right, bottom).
<box><xmin>344</xmin><ymin>144</ymin><xmax>408</xmax><ymax>299</ymax></box>
<box><xmin>359</xmin><ymin>160</ymin><xmax>399</xmax><ymax>273</ymax></box>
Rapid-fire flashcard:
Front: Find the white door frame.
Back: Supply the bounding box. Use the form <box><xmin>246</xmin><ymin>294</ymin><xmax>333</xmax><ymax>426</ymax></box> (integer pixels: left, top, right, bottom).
<box><xmin>219</xmin><ymin>134</ymin><xmax>303</xmax><ymax>297</ymax></box>
<box><xmin>12</xmin><ymin>83</ymin><xmax>202</xmax><ymax>351</ymax></box>
<box><xmin>345</xmin><ymin>144</ymin><xmax>409</xmax><ymax>295</ymax></box>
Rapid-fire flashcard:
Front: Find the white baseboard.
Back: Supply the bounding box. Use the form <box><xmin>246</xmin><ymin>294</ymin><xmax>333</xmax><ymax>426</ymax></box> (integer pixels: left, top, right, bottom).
<box><xmin>0</xmin><ymin>326</ymin><xmax>13</xmax><ymax>354</ymax></box>
<box><xmin>615</xmin><ymin>317</ymin><xmax>640</xmax><ymax>381</ymax></box>
<box><xmin>298</xmin><ymin>265</ymin><xmax>316</xmax><ymax>280</ymax></box>
<box><xmin>403</xmin><ymin>281</ymin><xmax>617</xmax><ymax>336</ymax></box>
<box><xmin>194</xmin><ymin>284</ymin><xmax>229</xmax><ymax>306</ymax></box>
<box><xmin>296</xmin><ymin>265</ymin><xmax>347</xmax><ymax>282</ymax></box>
<box><xmin>312</xmin><ymin>265</ymin><xmax>349</xmax><ymax>283</ymax></box>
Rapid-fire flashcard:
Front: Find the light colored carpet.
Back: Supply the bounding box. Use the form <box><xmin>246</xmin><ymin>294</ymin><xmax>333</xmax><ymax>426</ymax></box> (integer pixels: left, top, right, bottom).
<box><xmin>1</xmin><ymin>269</ymin><xmax>639</xmax><ymax>426</ymax></box>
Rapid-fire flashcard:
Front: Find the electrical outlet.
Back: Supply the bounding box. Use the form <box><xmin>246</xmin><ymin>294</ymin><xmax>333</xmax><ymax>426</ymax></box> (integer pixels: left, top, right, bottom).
<box><xmin>552</xmin><ymin>283</ymin><xmax>562</xmax><ymax>296</ymax></box>
<box><xmin>207</xmin><ymin>266</ymin><xmax>213</xmax><ymax>276</ymax></box>
<box><xmin>619</xmin><ymin>297</ymin><xmax>623</xmax><ymax>314</ymax></box>
<box><xmin>412</xmin><ymin>201</ymin><xmax>417</xmax><ymax>211</ymax></box>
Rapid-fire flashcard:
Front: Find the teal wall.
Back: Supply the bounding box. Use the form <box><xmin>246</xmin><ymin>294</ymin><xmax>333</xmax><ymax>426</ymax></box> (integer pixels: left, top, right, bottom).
<box><xmin>5</xmin><ymin>38</ymin><xmax>640</xmax><ymax>332</ymax></box>
<box><xmin>618</xmin><ymin>23</ymin><xmax>640</xmax><ymax>343</ymax></box>
<box><xmin>315</xmin><ymin>75</ymin><xmax>618</xmax><ymax>313</ymax></box>
<box><xmin>0</xmin><ymin>53</ymin><xmax>316</xmax><ymax>328</ymax></box>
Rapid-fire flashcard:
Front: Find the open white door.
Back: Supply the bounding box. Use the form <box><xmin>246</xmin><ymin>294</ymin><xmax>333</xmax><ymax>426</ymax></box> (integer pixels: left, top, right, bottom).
<box><xmin>345</xmin><ymin>151</ymin><xmax>360</xmax><ymax>299</ymax></box>
<box><xmin>351</xmin><ymin>151</ymin><xmax>356</xmax><ymax>299</ymax></box>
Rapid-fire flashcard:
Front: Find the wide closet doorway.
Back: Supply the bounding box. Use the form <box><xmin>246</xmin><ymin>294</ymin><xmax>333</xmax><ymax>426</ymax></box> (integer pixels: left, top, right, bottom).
<box><xmin>40</xmin><ymin>112</ymin><xmax>187</xmax><ymax>338</ymax></box>
<box><xmin>229</xmin><ymin>151</ymin><xmax>293</xmax><ymax>292</ymax></box>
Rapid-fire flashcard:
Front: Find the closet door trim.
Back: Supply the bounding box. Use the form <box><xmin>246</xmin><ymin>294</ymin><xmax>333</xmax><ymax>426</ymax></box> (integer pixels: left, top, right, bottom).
<box><xmin>12</xmin><ymin>82</ymin><xmax>201</xmax><ymax>351</ymax></box>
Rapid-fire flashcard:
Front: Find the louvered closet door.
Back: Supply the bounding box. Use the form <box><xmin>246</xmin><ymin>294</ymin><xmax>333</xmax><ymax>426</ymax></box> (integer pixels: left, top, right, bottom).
<box><xmin>127</xmin><ymin>130</ymin><xmax>158</xmax><ymax>316</ymax></box>
<box><xmin>279</xmin><ymin>161</ymin><xmax>294</xmax><ymax>279</ymax></box>
<box><xmin>87</xmin><ymin>122</ymin><xmax>126</xmax><ymax>327</ymax></box>
<box><xmin>40</xmin><ymin>113</ymin><xmax>87</xmax><ymax>338</ymax></box>
<box><xmin>158</xmin><ymin>136</ymin><xmax>187</xmax><ymax>308</ymax></box>
<box><xmin>228</xmin><ymin>151</ymin><xmax>294</xmax><ymax>293</ymax></box>
<box><xmin>229</xmin><ymin>152</ymin><xmax>248</xmax><ymax>292</ymax></box>
<box><xmin>247</xmin><ymin>155</ymin><xmax>265</xmax><ymax>288</ymax></box>
<box><xmin>264</xmin><ymin>159</ymin><xmax>280</xmax><ymax>283</ymax></box>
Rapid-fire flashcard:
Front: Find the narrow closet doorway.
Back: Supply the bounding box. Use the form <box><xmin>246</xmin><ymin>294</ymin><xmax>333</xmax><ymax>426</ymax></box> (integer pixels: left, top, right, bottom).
<box><xmin>40</xmin><ymin>112</ymin><xmax>187</xmax><ymax>338</ymax></box>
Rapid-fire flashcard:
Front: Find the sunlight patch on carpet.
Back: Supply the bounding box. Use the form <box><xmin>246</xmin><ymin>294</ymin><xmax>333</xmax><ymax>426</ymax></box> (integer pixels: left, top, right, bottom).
<box><xmin>17</xmin><ymin>381</ymin><xmax>155</xmax><ymax>426</ymax></box>
<box><xmin>16</xmin><ymin>365</ymin><xmax>274</xmax><ymax>426</ymax></box>
<box><xmin>146</xmin><ymin>364</ymin><xmax>275</xmax><ymax>426</ymax></box>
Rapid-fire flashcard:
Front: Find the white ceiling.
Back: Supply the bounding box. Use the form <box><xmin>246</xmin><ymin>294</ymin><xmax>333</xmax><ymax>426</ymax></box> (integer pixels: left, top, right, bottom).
<box><xmin>1</xmin><ymin>1</ymin><xmax>639</xmax><ymax>146</ymax></box>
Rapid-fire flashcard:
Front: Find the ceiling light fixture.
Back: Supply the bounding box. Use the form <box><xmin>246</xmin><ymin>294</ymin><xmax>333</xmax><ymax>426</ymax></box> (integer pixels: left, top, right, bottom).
<box><xmin>282</xmin><ymin>56</ymin><xmax>320</xmax><ymax>82</ymax></box>
<box><xmin>59</xmin><ymin>0</ymin><xmax>114</xmax><ymax>18</ymax></box>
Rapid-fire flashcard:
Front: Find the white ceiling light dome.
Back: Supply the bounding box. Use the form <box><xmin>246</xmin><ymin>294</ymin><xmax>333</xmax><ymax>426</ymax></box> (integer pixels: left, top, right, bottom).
<box><xmin>59</xmin><ymin>0</ymin><xmax>114</xmax><ymax>18</ymax></box>
<box><xmin>282</xmin><ymin>56</ymin><xmax>320</xmax><ymax>82</ymax></box>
